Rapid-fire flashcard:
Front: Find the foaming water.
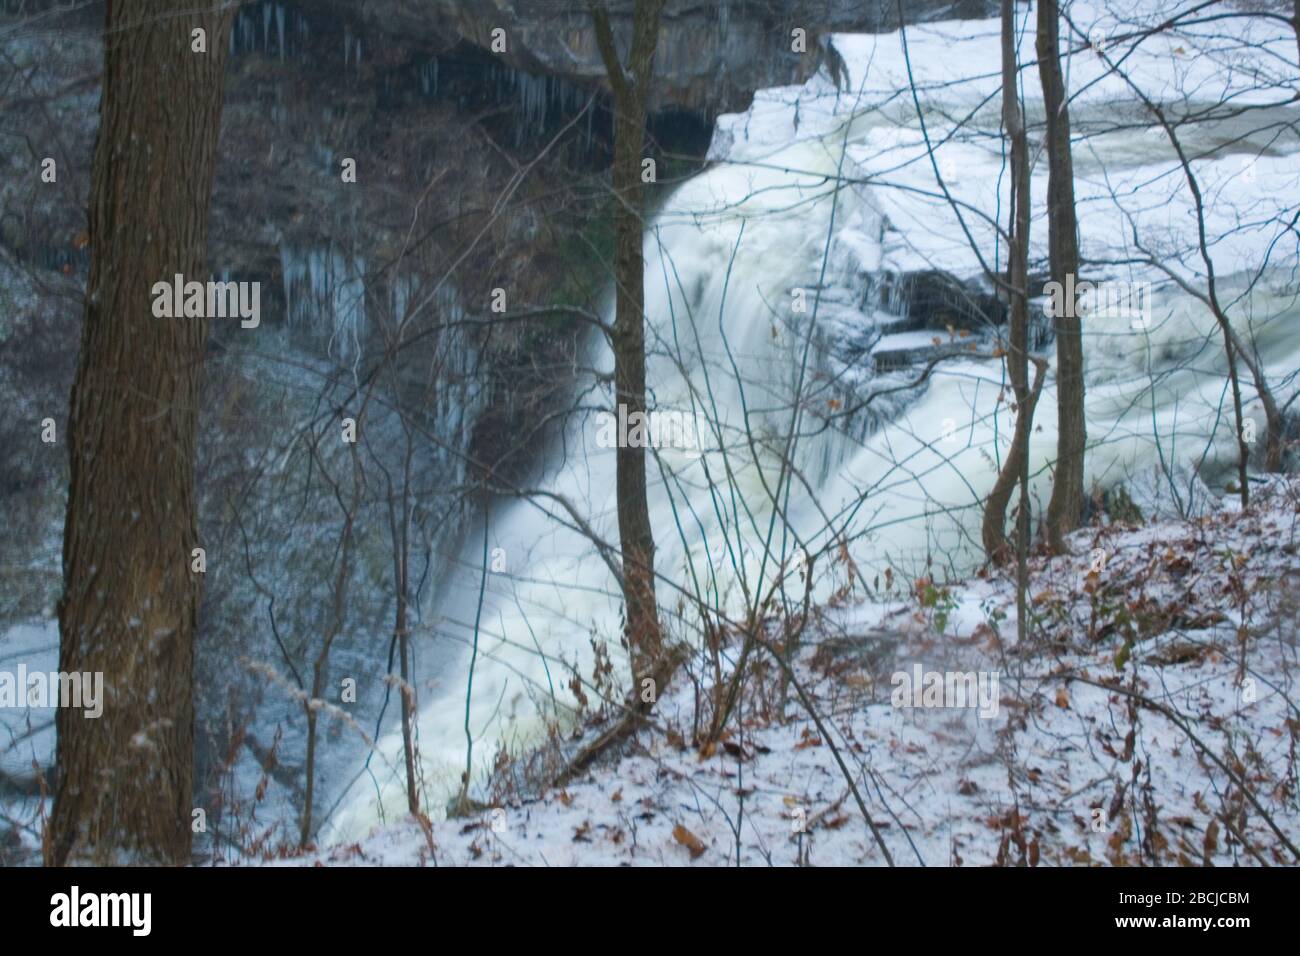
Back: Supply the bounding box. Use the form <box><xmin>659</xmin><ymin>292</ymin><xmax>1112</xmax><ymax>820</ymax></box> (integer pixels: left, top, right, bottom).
<box><xmin>327</xmin><ymin>11</ymin><xmax>1300</xmax><ymax>839</ymax></box>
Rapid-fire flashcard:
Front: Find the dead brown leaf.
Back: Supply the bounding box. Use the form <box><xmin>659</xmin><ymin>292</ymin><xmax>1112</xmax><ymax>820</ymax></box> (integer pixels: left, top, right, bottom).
<box><xmin>672</xmin><ymin>823</ymin><xmax>707</xmax><ymax>859</ymax></box>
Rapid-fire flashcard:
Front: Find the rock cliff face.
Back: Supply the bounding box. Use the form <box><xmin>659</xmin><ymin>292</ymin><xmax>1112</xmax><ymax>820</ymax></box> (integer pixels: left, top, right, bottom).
<box><xmin>319</xmin><ymin>0</ymin><xmax>992</xmax><ymax>115</ymax></box>
<box><xmin>4</xmin><ymin>0</ymin><xmax>996</xmax><ymax>306</ymax></box>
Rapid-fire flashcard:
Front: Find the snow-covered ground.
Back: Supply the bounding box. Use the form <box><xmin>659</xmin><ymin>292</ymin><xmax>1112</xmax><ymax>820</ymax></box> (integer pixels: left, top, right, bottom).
<box><xmin>277</xmin><ymin>479</ymin><xmax>1299</xmax><ymax>866</ymax></box>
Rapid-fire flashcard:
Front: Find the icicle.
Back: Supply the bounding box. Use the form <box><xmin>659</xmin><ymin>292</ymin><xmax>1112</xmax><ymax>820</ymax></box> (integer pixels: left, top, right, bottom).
<box><xmin>280</xmin><ymin>242</ymin><xmax>300</xmax><ymax>326</ymax></box>
<box><xmin>392</xmin><ymin>276</ymin><xmax>407</xmax><ymax>327</ymax></box>
<box><xmin>282</xmin><ymin>252</ymin><xmax>292</xmax><ymax>326</ymax></box>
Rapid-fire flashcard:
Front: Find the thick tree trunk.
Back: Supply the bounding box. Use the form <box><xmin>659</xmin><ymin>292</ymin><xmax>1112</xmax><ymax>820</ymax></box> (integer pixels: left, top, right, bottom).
<box><xmin>591</xmin><ymin>1</ymin><xmax>666</xmax><ymax>688</ymax></box>
<box><xmin>49</xmin><ymin>2</ymin><xmax>232</xmax><ymax>866</ymax></box>
<box><xmin>1037</xmin><ymin>0</ymin><xmax>1086</xmax><ymax>552</ymax></box>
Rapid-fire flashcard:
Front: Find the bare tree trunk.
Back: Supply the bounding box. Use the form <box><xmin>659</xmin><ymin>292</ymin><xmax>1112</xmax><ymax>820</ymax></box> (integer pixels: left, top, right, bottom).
<box><xmin>1037</xmin><ymin>0</ymin><xmax>1086</xmax><ymax>552</ymax></box>
<box><xmin>393</xmin><ymin>444</ymin><xmax>419</xmax><ymax>816</ymax></box>
<box><xmin>982</xmin><ymin>0</ymin><xmax>1035</xmax><ymax>577</ymax></box>
<box><xmin>591</xmin><ymin>0</ymin><xmax>666</xmax><ymax>690</ymax></box>
<box><xmin>983</xmin><ymin>361</ymin><xmax>1047</xmax><ymax>561</ymax></box>
<box><xmin>1224</xmin><ymin>336</ymin><xmax>1252</xmax><ymax>504</ymax></box>
<box><xmin>398</xmin><ymin>606</ymin><xmax>418</xmax><ymax>814</ymax></box>
<box><xmin>49</xmin><ymin>1</ymin><xmax>233</xmax><ymax>865</ymax></box>
<box><xmin>300</xmin><ymin>437</ymin><xmax>363</xmax><ymax>847</ymax></box>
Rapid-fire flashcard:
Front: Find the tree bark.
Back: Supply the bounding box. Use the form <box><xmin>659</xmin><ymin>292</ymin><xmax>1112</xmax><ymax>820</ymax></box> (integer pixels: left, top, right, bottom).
<box><xmin>591</xmin><ymin>0</ymin><xmax>666</xmax><ymax>688</ymax></box>
<box><xmin>982</xmin><ymin>0</ymin><xmax>1035</xmax><ymax>574</ymax></box>
<box><xmin>49</xmin><ymin>1</ymin><xmax>233</xmax><ymax>866</ymax></box>
<box><xmin>1037</xmin><ymin>0</ymin><xmax>1086</xmax><ymax>552</ymax></box>
<box><xmin>982</xmin><ymin>360</ymin><xmax>1047</xmax><ymax>564</ymax></box>
<box><xmin>395</xmin><ymin>490</ymin><xmax>419</xmax><ymax>818</ymax></box>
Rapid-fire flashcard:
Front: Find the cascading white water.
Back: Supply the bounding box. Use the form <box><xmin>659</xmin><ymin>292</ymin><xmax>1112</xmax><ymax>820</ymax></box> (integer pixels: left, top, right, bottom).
<box><xmin>326</xmin><ymin>0</ymin><xmax>1300</xmax><ymax>840</ymax></box>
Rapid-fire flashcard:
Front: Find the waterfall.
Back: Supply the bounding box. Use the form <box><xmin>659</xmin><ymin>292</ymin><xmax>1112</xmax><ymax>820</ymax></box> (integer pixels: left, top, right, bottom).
<box><xmin>326</xmin><ymin>2</ymin><xmax>1300</xmax><ymax>840</ymax></box>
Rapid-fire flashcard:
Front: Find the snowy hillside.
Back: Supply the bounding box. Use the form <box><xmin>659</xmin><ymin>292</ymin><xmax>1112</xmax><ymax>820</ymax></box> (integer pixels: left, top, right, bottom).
<box><xmin>276</xmin><ymin>479</ymin><xmax>1300</xmax><ymax>866</ymax></box>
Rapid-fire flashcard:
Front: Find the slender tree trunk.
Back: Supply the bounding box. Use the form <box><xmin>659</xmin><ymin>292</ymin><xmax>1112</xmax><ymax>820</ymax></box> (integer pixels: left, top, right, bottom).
<box><xmin>984</xmin><ymin>362</ymin><xmax>1047</xmax><ymax>560</ymax></box>
<box><xmin>394</xmin><ymin>461</ymin><xmax>419</xmax><ymax>816</ymax></box>
<box><xmin>49</xmin><ymin>1</ymin><xmax>233</xmax><ymax>865</ymax></box>
<box><xmin>398</xmin><ymin>608</ymin><xmax>418</xmax><ymax>814</ymax></box>
<box><xmin>1037</xmin><ymin>0</ymin><xmax>1086</xmax><ymax>552</ymax></box>
<box><xmin>591</xmin><ymin>0</ymin><xmax>666</xmax><ymax>690</ymax></box>
<box><xmin>1214</xmin><ymin>311</ymin><xmax>1285</xmax><ymax>475</ymax></box>
<box><xmin>301</xmin><ymin>440</ymin><xmax>362</xmax><ymax>846</ymax></box>
<box><xmin>1223</xmin><ymin>333</ymin><xmax>1251</xmax><ymax>505</ymax></box>
<box><xmin>982</xmin><ymin>0</ymin><xmax>1035</xmax><ymax>576</ymax></box>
